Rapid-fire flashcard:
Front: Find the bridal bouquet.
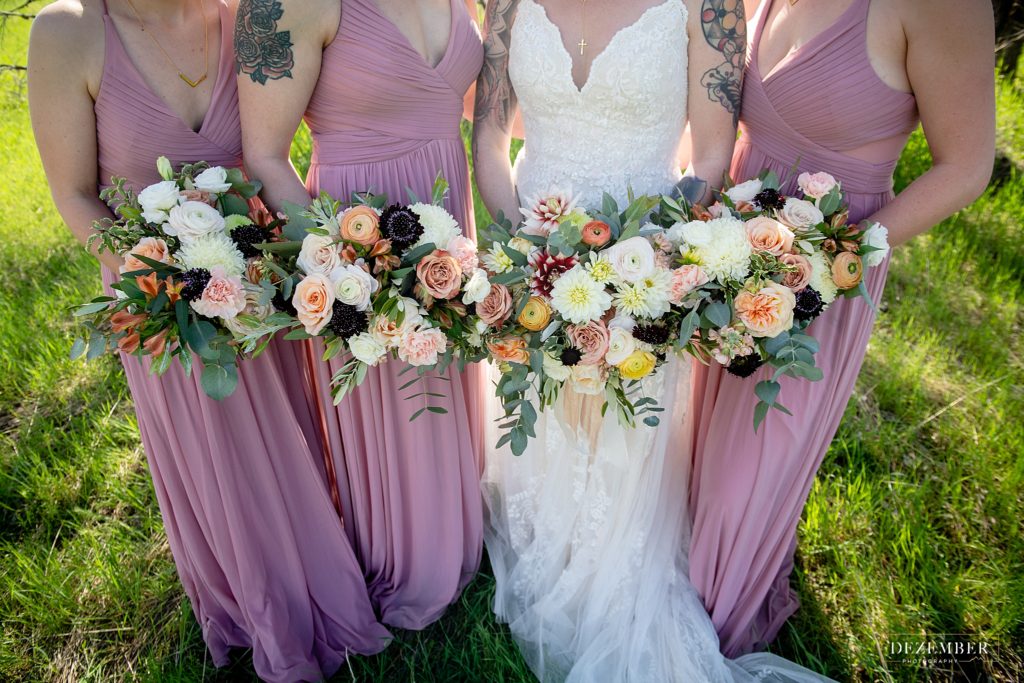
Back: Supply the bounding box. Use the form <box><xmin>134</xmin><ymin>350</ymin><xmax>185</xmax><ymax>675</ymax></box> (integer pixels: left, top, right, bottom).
<box><xmin>281</xmin><ymin>178</ymin><xmax>487</xmax><ymax>414</ymax></box>
<box><xmin>679</xmin><ymin>170</ymin><xmax>891</xmax><ymax>427</ymax></box>
<box><xmin>73</xmin><ymin>158</ymin><xmax>294</xmax><ymax>399</ymax></box>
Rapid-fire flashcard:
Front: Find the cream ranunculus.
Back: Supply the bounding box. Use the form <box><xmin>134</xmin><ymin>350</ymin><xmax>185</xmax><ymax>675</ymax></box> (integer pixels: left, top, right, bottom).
<box><xmin>165</xmin><ymin>200</ymin><xmax>227</xmax><ymax>243</ymax></box>
<box><xmin>604</xmin><ymin>325</ymin><xmax>638</xmax><ymax>366</ymax></box>
<box><xmin>348</xmin><ymin>332</ymin><xmax>388</xmax><ymax>366</ymax></box>
<box><xmin>297</xmin><ymin>233</ymin><xmax>341</xmax><ymax>276</ymax></box>
<box><xmin>542</xmin><ymin>352</ymin><xmax>571</xmax><ymax>381</ymax></box>
<box><xmin>329</xmin><ymin>262</ymin><xmax>378</xmax><ymax>311</ymax></box>
<box><xmin>461</xmin><ymin>268</ymin><xmax>493</xmax><ymax>305</ymax></box>
<box><xmin>725</xmin><ymin>178</ymin><xmax>763</xmax><ymax>204</ymax></box>
<box><xmin>193</xmin><ymin>166</ymin><xmax>232</xmax><ymax>194</ymax></box>
<box><xmin>603</xmin><ymin>236</ymin><xmax>657</xmax><ymax>283</ymax></box>
<box><xmin>138</xmin><ymin>180</ymin><xmax>181</xmax><ymax>224</ymax></box>
<box><xmin>777</xmin><ymin>197</ymin><xmax>825</xmax><ymax>230</ymax></box>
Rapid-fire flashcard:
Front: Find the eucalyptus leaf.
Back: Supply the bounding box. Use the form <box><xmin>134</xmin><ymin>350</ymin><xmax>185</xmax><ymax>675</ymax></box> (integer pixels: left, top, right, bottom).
<box><xmin>201</xmin><ymin>363</ymin><xmax>239</xmax><ymax>400</ymax></box>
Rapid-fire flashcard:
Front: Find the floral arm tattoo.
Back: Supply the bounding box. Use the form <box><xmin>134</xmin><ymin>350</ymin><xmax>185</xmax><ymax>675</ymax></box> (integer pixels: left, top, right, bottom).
<box><xmin>699</xmin><ymin>0</ymin><xmax>746</xmax><ymax>126</ymax></box>
<box><xmin>475</xmin><ymin>0</ymin><xmax>521</xmax><ymax>131</ymax></box>
<box><xmin>234</xmin><ymin>0</ymin><xmax>295</xmax><ymax>84</ymax></box>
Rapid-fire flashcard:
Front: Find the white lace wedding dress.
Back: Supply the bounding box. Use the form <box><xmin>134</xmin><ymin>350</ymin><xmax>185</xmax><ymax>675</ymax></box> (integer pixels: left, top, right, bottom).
<box><xmin>481</xmin><ymin>1</ymin><xmax>836</xmax><ymax>682</ymax></box>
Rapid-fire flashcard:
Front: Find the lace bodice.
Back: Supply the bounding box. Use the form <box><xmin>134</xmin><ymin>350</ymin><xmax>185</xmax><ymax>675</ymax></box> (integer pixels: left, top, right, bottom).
<box><xmin>510</xmin><ymin>0</ymin><xmax>689</xmax><ymax>208</ymax></box>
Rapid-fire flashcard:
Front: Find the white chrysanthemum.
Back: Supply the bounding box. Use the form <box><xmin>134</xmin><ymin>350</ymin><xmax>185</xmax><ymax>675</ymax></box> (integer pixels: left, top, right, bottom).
<box><xmin>549</xmin><ymin>266</ymin><xmax>613</xmax><ymax>324</ymax></box>
<box><xmin>410</xmin><ymin>203</ymin><xmax>461</xmax><ymax>250</ymax></box>
<box><xmin>612</xmin><ymin>267</ymin><xmax>673</xmax><ymax>319</ymax></box>
<box><xmin>175</xmin><ymin>232</ymin><xmax>245</xmax><ymax>276</ymax></box>
<box><xmin>685</xmin><ymin>216</ymin><xmax>753</xmax><ymax>283</ymax></box>
<box><xmin>481</xmin><ymin>244</ymin><xmax>515</xmax><ymax>273</ymax></box>
<box><xmin>808</xmin><ymin>251</ymin><xmax>839</xmax><ymax>304</ymax></box>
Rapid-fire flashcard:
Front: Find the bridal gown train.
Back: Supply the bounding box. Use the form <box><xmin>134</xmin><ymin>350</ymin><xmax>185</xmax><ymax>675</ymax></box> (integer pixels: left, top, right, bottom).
<box><xmin>481</xmin><ymin>1</ymin><xmax>834</xmax><ymax>681</ymax></box>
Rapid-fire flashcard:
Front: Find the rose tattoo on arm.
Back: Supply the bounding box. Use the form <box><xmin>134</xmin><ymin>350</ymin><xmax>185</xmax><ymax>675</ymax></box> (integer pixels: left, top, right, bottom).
<box><xmin>475</xmin><ymin>0</ymin><xmax>521</xmax><ymax>131</ymax></box>
<box><xmin>234</xmin><ymin>0</ymin><xmax>295</xmax><ymax>84</ymax></box>
<box><xmin>700</xmin><ymin>0</ymin><xmax>746</xmax><ymax>126</ymax></box>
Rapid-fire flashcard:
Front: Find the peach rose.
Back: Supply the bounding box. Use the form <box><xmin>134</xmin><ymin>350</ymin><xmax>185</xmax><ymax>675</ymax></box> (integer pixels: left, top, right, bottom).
<box><xmin>447</xmin><ymin>234</ymin><xmax>479</xmax><ymax>272</ymax></box>
<box><xmin>340</xmin><ymin>205</ymin><xmax>381</xmax><ymax>246</ymax></box>
<box><xmin>477</xmin><ymin>283</ymin><xmax>513</xmax><ymax>326</ymax></box>
<box><xmin>415</xmin><ymin>250</ymin><xmax>463</xmax><ymax>300</ymax></box>
<box><xmin>371</xmin><ymin>299</ymin><xmax>422</xmax><ymax>347</ymax></box>
<box><xmin>734</xmin><ymin>281</ymin><xmax>796</xmax><ymax>338</ymax></box>
<box><xmin>488</xmin><ymin>337</ymin><xmax>530</xmax><ymax>365</ymax></box>
<box><xmin>566</xmin><ymin>320</ymin><xmax>610</xmax><ymax>365</ymax></box>
<box><xmin>831</xmin><ymin>252</ymin><xmax>863</xmax><ymax>289</ymax></box>
<box><xmin>797</xmin><ymin>171</ymin><xmax>838</xmax><ymax>200</ymax></box>
<box><xmin>292</xmin><ymin>273</ymin><xmax>336</xmax><ymax>335</ymax></box>
<box><xmin>581</xmin><ymin>221</ymin><xmax>611</xmax><ymax>247</ymax></box>
<box><xmin>745</xmin><ymin>216</ymin><xmax>795</xmax><ymax>256</ymax></box>
<box><xmin>122</xmin><ymin>237</ymin><xmax>171</xmax><ymax>273</ymax></box>
<box><xmin>398</xmin><ymin>326</ymin><xmax>447</xmax><ymax>366</ymax></box>
<box><xmin>669</xmin><ymin>264</ymin><xmax>710</xmax><ymax>304</ymax></box>
<box><xmin>779</xmin><ymin>253</ymin><xmax>813</xmax><ymax>292</ymax></box>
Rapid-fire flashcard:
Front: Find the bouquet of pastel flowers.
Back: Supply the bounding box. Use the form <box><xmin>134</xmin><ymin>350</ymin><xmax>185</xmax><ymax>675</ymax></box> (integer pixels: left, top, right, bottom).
<box><xmin>282</xmin><ymin>178</ymin><xmax>488</xmax><ymax>415</ymax></box>
<box><xmin>74</xmin><ymin>157</ymin><xmax>296</xmax><ymax>398</ymax></box>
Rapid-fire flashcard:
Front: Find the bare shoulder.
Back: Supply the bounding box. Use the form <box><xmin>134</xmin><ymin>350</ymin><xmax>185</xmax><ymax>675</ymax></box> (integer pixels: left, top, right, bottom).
<box><xmin>30</xmin><ymin>0</ymin><xmax>105</xmax><ymax>88</ymax></box>
<box><xmin>896</xmin><ymin>0</ymin><xmax>993</xmax><ymax>41</ymax></box>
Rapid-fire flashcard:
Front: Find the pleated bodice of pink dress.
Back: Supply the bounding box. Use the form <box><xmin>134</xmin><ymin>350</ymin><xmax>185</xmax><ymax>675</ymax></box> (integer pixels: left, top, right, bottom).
<box><xmin>94</xmin><ymin>1</ymin><xmax>389</xmax><ymax>679</ymax></box>
<box><xmin>302</xmin><ymin>0</ymin><xmax>485</xmax><ymax>629</ymax></box>
<box><xmin>687</xmin><ymin>0</ymin><xmax>919</xmax><ymax>657</ymax></box>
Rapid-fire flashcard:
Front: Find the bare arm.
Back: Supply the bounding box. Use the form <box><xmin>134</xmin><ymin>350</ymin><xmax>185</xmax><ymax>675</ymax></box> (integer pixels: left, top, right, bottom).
<box><xmin>234</xmin><ymin>0</ymin><xmax>337</xmax><ymax>212</ymax></box>
<box><xmin>870</xmin><ymin>0</ymin><xmax>995</xmax><ymax>245</ymax></box>
<box><xmin>684</xmin><ymin>0</ymin><xmax>746</xmax><ymax>203</ymax></box>
<box><xmin>472</xmin><ymin>0</ymin><xmax>521</xmax><ymax>224</ymax></box>
<box><xmin>28</xmin><ymin>4</ymin><xmax>122</xmax><ymax>273</ymax></box>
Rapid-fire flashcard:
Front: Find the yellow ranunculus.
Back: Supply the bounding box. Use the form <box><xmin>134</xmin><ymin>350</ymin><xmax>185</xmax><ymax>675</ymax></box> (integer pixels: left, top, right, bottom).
<box><xmin>617</xmin><ymin>350</ymin><xmax>658</xmax><ymax>381</ymax></box>
<box><xmin>518</xmin><ymin>296</ymin><xmax>552</xmax><ymax>332</ymax></box>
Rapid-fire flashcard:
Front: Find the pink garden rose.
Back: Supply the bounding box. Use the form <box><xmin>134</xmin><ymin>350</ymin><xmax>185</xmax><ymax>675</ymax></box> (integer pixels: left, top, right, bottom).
<box><xmin>566</xmin><ymin>320</ymin><xmax>610</xmax><ymax>365</ymax></box>
<box><xmin>777</xmin><ymin>197</ymin><xmax>824</xmax><ymax>230</ymax></box>
<box><xmin>745</xmin><ymin>216</ymin><xmax>795</xmax><ymax>256</ymax></box>
<box><xmin>415</xmin><ymin>250</ymin><xmax>463</xmax><ymax>300</ymax></box>
<box><xmin>292</xmin><ymin>273</ymin><xmax>336</xmax><ymax>335</ymax></box>
<box><xmin>191</xmin><ymin>267</ymin><xmax>247</xmax><ymax>320</ymax></box>
<box><xmin>447</xmin><ymin>234</ymin><xmax>479</xmax><ymax>272</ymax></box>
<box><xmin>669</xmin><ymin>264</ymin><xmax>710</xmax><ymax>304</ymax></box>
<box><xmin>779</xmin><ymin>253</ymin><xmax>813</xmax><ymax>292</ymax></box>
<box><xmin>398</xmin><ymin>326</ymin><xmax>447</xmax><ymax>366</ymax></box>
<box><xmin>477</xmin><ymin>283</ymin><xmax>513</xmax><ymax>326</ymax></box>
<box><xmin>797</xmin><ymin>171</ymin><xmax>839</xmax><ymax>200</ymax></box>
<box><xmin>121</xmin><ymin>237</ymin><xmax>171</xmax><ymax>273</ymax></box>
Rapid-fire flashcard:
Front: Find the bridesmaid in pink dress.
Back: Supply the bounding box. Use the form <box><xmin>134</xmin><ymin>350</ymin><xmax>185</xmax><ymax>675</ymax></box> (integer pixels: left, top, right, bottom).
<box><xmin>28</xmin><ymin>1</ymin><xmax>389</xmax><ymax>680</ymax></box>
<box><xmin>237</xmin><ymin>0</ymin><xmax>485</xmax><ymax>629</ymax></box>
<box><xmin>687</xmin><ymin>0</ymin><xmax>995</xmax><ymax>657</ymax></box>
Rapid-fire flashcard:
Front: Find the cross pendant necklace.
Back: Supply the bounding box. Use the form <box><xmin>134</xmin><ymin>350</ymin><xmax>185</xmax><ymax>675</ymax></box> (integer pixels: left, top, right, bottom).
<box><xmin>578</xmin><ymin>0</ymin><xmax>588</xmax><ymax>55</ymax></box>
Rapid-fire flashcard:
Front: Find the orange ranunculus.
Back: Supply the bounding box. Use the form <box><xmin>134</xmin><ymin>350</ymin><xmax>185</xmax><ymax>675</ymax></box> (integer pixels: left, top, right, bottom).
<box><xmin>340</xmin><ymin>205</ymin><xmax>382</xmax><ymax>246</ymax></box>
<box><xmin>581</xmin><ymin>221</ymin><xmax>612</xmax><ymax>248</ymax></box>
<box><xmin>518</xmin><ymin>296</ymin><xmax>552</xmax><ymax>331</ymax></box>
<box><xmin>831</xmin><ymin>252</ymin><xmax>863</xmax><ymax>289</ymax></box>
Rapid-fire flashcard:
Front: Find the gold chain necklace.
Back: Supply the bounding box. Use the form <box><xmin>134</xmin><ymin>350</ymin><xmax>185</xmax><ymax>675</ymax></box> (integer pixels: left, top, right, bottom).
<box><xmin>123</xmin><ymin>0</ymin><xmax>210</xmax><ymax>88</ymax></box>
<box><xmin>578</xmin><ymin>0</ymin><xmax>588</xmax><ymax>55</ymax></box>
<box><xmin>789</xmin><ymin>0</ymin><xmax>801</xmax><ymax>5</ymax></box>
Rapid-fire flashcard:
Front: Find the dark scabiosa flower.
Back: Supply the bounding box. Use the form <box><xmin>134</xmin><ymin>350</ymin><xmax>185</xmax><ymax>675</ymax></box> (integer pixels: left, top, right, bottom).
<box><xmin>753</xmin><ymin>188</ymin><xmax>785</xmax><ymax>211</ymax></box>
<box><xmin>379</xmin><ymin>204</ymin><xmax>424</xmax><ymax>254</ymax></box>
<box><xmin>179</xmin><ymin>268</ymin><xmax>211</xmax><ymax>302</ymax></box>
<box><xmin>632</xmin><ymin>323</ymin><xmax>671</xmax><ymax>346</ymax></box>
<box><xmin>272</xmin><ymin>290</ymin><xmax>297</xmax><ymax>316</ymax></box>
<box><xmin>560</xmin><ymin>347</ymin><xmax>582</xmax><ymax>367</ymax></box>
<box><xmin>326</xmin><ymin>301</ymin><xmax>369</xmax><ymax>339</ymax></box>
<box><xmin>794</xmin><ymin>287</ymin><xmax>825</xmax><ymax>323</ymax></box>
<box><xmin>726</xmin><ymin>353</ymin><xmax>765</xmax><ymax>378</ymax></box>
<box><xmin>230</xmin><ymin>225</ymin><xmax>270</xmax><ymax>259</ymax></box>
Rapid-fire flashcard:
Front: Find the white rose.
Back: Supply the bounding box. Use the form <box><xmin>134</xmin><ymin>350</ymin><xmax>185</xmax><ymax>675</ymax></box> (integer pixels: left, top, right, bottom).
<box><xmin>193</xmin><ymin>166</ymin><xmax>232</xmax><ymax>194</ymax></box>
<box><xmin>348</xmin><ymin>332</ymin><xmax>388</xmax><ymax>366</ymax></box>
<box><xmin>165</xmin><ymin>201</ymin><xmax>226</xmax><ymax>243</ymax></box>
<box><xmin>542</xmin><ymin>352</ymin><xmax>571</xmax><ymax>382</ymax></box>
<box><xmin>777</xmin><ymin>197</ymin><xmax>825</xmax><ymax>230</ymax></box>
<box><xmin>138</xmin><ymin>180</ymin><xmax>181</xmax><ymax>224</ymax></box>
<box><xmin>604</xmin><ymin>326</ymin><xmax>637</xmax><ymax>366</ymax></box>
<box><xmin>570</xmin><ymin>364</ymin><xmax>606</xmax><ymax>395</ymax></box>
<box><xmin>860</xmin><ymin>222</ymin><xmax>890</xmax><ymax>268</ymax></box>
<box><xmin>603</xmin><ymin>236</ymin><xmax>656</xmax><ymax>283</ymax></box>
<box><xmin>725</xmin><ymin>178</ymin><xmax>763</xmax><ymax>204</ymax></box>
<box><xmin>297</xmin><ymin>233</ymin><xmax>341</xmax><ymax>276</ymax></box>
<box><xmin>461</xmin><ymin>268</ymin><xmax>493</xmax><ymax>305</ymax></box>
<box><xmin>329</xmin><ymin>263</ymin><xmax>378</xmax><ymax>311</ymax></box>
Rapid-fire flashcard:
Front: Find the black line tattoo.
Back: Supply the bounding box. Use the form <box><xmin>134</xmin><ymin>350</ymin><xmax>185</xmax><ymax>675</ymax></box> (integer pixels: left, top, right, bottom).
<box><xmin>700</xmin><ymin>0</ymin><xmax>746</xmax><ymax>126</ymax></box>
<box><xmin>474</xmin><ymin>0</ymin><xmax>521</xmax><ymax>131</ymax></box>
<box><xmin>234</xmin><ymin>0</ymin><xmax>294</xmax><ymax>85</ymax></box>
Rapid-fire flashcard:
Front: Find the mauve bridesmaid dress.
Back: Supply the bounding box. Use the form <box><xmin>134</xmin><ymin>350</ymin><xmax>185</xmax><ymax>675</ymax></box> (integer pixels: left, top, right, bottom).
<box><xmin>687</xmin><ymin>0</ymin><xmax>920</xmax><ymax>657</ymax></box>
<box><xmin>93</xmin><ymin>1</ymin><xmax>389</xmax><ymax>679</ymax></box>
<box><xmin>302</xmin><ymin>0</ymin><xmax>485</xmax><ymax>629</ymax></box>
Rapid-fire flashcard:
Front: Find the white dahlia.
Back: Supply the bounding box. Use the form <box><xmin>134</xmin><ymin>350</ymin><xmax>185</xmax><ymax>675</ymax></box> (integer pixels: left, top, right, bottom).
<box><xmin>481</xmin><ymin>244</ymin><xmax>515</xmax><ymax>274</ymax></box>
<box><xmin>612</xmin><ymin>268</ymin><xmax>673</xmax><ymax>319</ymax></box>
<box><xmin>808</xmin><ymin>251</ymin><xmax>839</xmax><ymax>304</ymax></box>
<box><xmin>410</xmin><ymin>203</ymin><xmax>461</xmax><ymax>250</ymax></box>
<box><xmin>549</xmin><ymin>266</ymin><xmax>613</xmax><ymax>324</ymax></box>
<box><xmin>683</xmin><ymin>216</ymin><xmax>753</xmax><ymax>284</ymax></box>
<box><xmin>175</xmin><ymin>232</ymin><xmax>246</xmax><ymax>277</ymax></box>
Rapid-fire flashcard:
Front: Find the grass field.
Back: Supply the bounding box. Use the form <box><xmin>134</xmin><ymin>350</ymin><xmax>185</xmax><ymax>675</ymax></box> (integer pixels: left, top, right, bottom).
<box><xmin>1</xmin><ymin>3</ymin><xmax>1023</xmax><ymax>681</ymax></box>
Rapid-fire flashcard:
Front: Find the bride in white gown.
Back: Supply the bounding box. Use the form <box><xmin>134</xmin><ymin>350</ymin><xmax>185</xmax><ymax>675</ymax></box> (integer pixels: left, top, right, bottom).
<box><xmin>472</xmin><ymin>1</ymin><xmax>834</xmax><ymax>681</ymax></box>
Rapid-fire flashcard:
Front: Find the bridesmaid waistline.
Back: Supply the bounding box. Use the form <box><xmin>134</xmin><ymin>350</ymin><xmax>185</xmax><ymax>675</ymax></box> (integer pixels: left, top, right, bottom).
<box><xmin>737</xmin><ymin>127</ymin><xmax>898</xmax><ymax>196</ymax></box>
<box><xmin>311</xmin><ymin>130</ymin><xmax>462</xmax><ymax>166</ymax></box>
